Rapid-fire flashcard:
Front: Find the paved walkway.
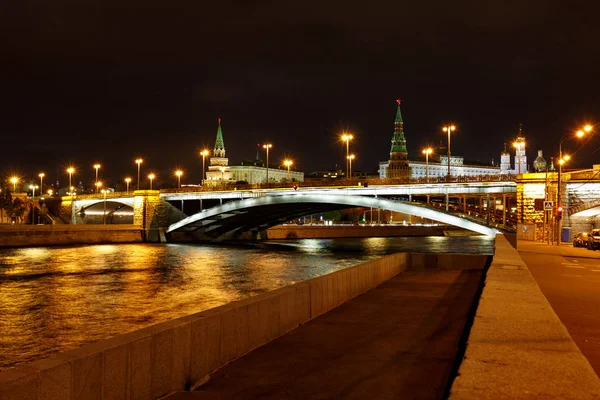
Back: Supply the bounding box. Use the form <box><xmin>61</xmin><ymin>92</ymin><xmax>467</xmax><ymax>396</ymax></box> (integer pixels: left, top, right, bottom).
<box><xmin>519</xmin><ymin>240</ymin><xmax>600</xmax><ymax>377</ymax></box>
<box><xmin>166</xmin><ymin>268</ymin><xmax>484</xmax><ymax>400</ymax></box>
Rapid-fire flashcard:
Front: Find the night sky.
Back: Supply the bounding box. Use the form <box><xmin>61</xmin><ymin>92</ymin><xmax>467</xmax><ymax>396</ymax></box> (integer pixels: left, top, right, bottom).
<box><xmin>2</xmin><ymin>1</ymin><xmax>599</xmax><ymax>189</ymax></box>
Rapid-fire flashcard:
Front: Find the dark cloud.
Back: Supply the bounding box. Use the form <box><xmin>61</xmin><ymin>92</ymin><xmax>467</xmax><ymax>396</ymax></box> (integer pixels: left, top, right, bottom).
<box><xmin>1</xmin><ymin>0</ymin><xmax>599</xmax><ymax>186</ymax></box>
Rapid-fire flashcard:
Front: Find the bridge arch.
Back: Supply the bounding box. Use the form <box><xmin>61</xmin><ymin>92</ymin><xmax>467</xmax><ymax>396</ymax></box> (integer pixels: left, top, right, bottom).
<box><xmin>167</xmin><ymin>193</ymin><xmax>498</xmax><ymax>240</ymax></box>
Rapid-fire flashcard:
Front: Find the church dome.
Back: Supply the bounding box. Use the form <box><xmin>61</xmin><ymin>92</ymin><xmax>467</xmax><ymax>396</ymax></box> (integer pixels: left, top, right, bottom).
<box><xmin>534</xmin><ymin>150</ymin><xmax>547</xmax><ymax>172</ymax></box>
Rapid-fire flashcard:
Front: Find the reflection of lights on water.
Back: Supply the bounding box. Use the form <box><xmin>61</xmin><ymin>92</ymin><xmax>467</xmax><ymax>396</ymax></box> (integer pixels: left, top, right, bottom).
<box><xmin>92</xmin><ymin>245</ymin><xmax>118</xmax><ymax>254</ymax></box>
<box><xmin>20</xmin><ymin>247</ymin><xmax>51</xmax><ymax>259</ymax></box>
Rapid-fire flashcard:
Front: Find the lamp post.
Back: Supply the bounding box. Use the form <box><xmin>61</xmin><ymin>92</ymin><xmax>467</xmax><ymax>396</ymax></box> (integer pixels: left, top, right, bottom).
<box><xmin>347</xmin><ymin>154</ymin><xmax>355</xmax><ymax>179</ymax></box>
<box><xmin>341</xmin><ymin>133</ymin><xmax>353</xmax><ymax>178</ymax></box>
<box><xmin>67</xmin><ymin>167</ymin><xmax>75</xmax><ymax>190</ymax></box>
<box><xmin>29</xmin><ymin>185</ymin><xmax>38</xmax><ymax>224</ymax></box>
<box><xmin>39</xmin><ymin>173</ymin><xmax>45</xmax><ymax>194</ymax></box>
<box><xmin>422</xmin><ymin>148</ymin><xmax>432</xmax><ymax>182</ymax></box>
<box><xmin>175</xmin><ymin>170</ymin><xmax>183</xmax><ymax>189</ymax></box>
<box><xmin>125</xmin><ymin>177</ymin><xmax>131</xmax><ymax>194</ymax></box>
<box><xmin>284</xmin><ymin>159</ymin><xmax>293</xmax><ymax>181</ymax></box>
<box><xmin>101</xmin><ymin>189</ymin><xmax>107</xmax><ymax>225</ymax></box>
<box><xmin>96</xmin><ymin>181</ymin><xmax>103</xmax><ymax>193</ymax></box>
<box><xmin>442</xmin><ymin>125</ymin><xmax>456</xmax><ymax>179</ymax></box>
<box><xmin>10</xmin><ymin>177</ymin><xmax>18</xmax><ymax>192</ymax></box>
<box><xmin>556</xmin><ymin>124</ymin><xmax>592</xmax><ymax>243</ymax></box>
<box><xmin>148</xmin><ymin>173</ymin><xmax>155</xmax><ymax>190</ymax></box>
<box><xmin>94</xmin><ymin>164</ymin><xmax>101</xmax><ymax>193</ymax></box>
<box><xmin>200</xmin><ymin>150</ymin><xmax>209</xmax><ymax>185</ymax></box>
<box><xmin>263</xmin><ymin>143</ymin><xmax>273</xmax><ymax>184</ymax></box>
<box><xmin>135</xmin><ymin>158</ymin><xmax>143</xmax><ymax>190</ymax></box>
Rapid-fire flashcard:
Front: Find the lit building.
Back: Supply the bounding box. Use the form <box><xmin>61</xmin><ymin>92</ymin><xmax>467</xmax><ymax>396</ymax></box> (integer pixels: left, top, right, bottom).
<box><xmin>205</xmin><ymin>118</ymin><xmax>232</xmax><ymax>183</ymax></box>
<box><xmin>499</xmin><ymin>123</ymin><xmax>529</xmax><ymax>174</ymax></box>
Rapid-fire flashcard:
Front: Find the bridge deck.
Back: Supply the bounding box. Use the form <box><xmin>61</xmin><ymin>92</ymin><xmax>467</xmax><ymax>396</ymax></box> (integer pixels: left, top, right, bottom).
<box><xmin>166</xmin><ymin>267</ymin><xmax>484</xmax><ymax>400</ymax></box>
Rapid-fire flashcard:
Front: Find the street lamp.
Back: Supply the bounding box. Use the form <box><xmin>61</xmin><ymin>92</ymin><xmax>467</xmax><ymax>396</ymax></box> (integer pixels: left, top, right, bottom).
<box><xmin>39</xmin><ymin>173</ymin><xmax>45</xmax><ymax>193</ymax></box>
<box><xmin>135</xmin><ymin>158</ymin><xmax>143</xmax><ymax>190</ymax></box>
<box><xmin>347</xmin><ymin>154</ymin><xmax>355</xmax><ymax>179</ymax></box>
<box><xmin>10</xmin><ymin>177</ymin><xmax>18</xmax><ymax>192</ymax></box>
<box><xmin>29</xmin><ymin>185</ymin><xmax>38</xmax><ymax>224</ymax></box>
<box><xmin>200</xmin><ymin>150</ymin><xmax>209</xmax><ymax>185</ymax></box>
<box><xmin>442</xmin><ymin>125</ymin><xmax>456</xmax><ymax>179</ymax></box>
<box><xmin>284</xmin><ymin>159</ymin><xmax>293</xmax><ymax>181</ymax></box>
<box><xmin>101</xmin><ymin>189</ymin><xmax>107</xmax><ymax>225</ymax></box>
<box><xmin>94</xmin><ymin>164</ymin><xmax>101</xmax><ymax>193</ymax></box>
<box><xmin>67</xmin><ymin>167</ymin><xmax>75</xmax><ymax>190</ymax></box>
<box><xmin>341</xmin><ymin>133</ymin><xmax>353</xmax><ymax>178</ymax></box>
<box><xmin>263</xmin><ymin>143</ymin><xmax>273</xmax><ymax>183</ymax></box>
<box><xmin>422</xmin><ymin>148</ymin><xmax>433</xmax><ymax>182</ymax></box>
<box><xmin>96</xmin><ymin>181</ymin><xmax>103</xmax><ymax>193</ymax></box>
<box><xmin>513</xmin><ymin>141</ymin><xmax>526</xmax><ymax>175</ymax></box>
<box><xmin>148</xmin><ymin>173</ymin><xmax>155</xmax><ymax>190</ymax></box>
<box><xmin>175</xmin><ymin>170</ymin><xmax>183</xmax><ymax>189</ymax></box>
<box><xmin>556</xmin><ymin>125</ymin><xmax>592</xmax><ymax>243</ymax></box>
<box><xmin>125</xmin><ymin>177</ymin><xmax>131</xmax><ymax>194</ymax></box>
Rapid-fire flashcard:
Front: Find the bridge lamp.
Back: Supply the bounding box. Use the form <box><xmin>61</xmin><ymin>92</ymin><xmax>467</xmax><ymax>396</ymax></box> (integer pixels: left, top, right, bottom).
<box><xmin>347</xmin><ymin>154</ymin><xmax>355</xmax><ymax>179</ymax></box>
<box><xmin>135</xmin><ymin>158</ymin><xmax>143</xmax><ymax>190</ymax></box>
<box><xmin>39</xmin><ymin>173</ymin><xmax>45</xmax><ymax>193</ymax></box>
<box><xmin>422</xmin><ymin>148</ymin><xmax>433</xmax><ymax>182</ymax></box>
<box><xmin>125</xmin><ymin>177</ymin><xmax>131</xmax><ymax>194</ymax></box>
<box><xmin>148</xmin><ymin>173</ymin><xmax>156</xmax><ymax>190</ymax></box>
<box><xmin>263</xmin><ymin>143</ymin><xmax>273</xmax><ymax>184</ymax></box>
<box><xmin>200</xmin><ymin>150</ymin><xmax>210</xmax><ymax>185</ymax></box>
<box><xmin>101</xmin><ymin>189</ymin><xmax>107</xmax><ymax>224</ymax></box>
<box><xmin>93</xmin><ymin>164</ymin><xmax>101</xmax><ymax>193</ymax></box>
<box><xmin>29</xmin><ymin>184</ymin><xmax>39</xmax><ymax>198</ymax></box>
<box><xmin>284</xmin><ymin>159</ymin><xmax>293</xmax><ymax>180</ymax></box>
<box><xmin>442</xmin><ymin>125</ymin><xmax>456</xmax><ymax>179</ymax></box>
<box><xmin>67</xmin><ymin>167</ymin><xmax>75</xmax><ymax>189</ymax></box>
<box><xmin>341</xmin><ymin>133</ymin><xmax>353</xmax><ymax>178</ymax></box>
<box><xmin>175</xmin><ymin>170</ymin><xmax>183</xmax><ymax>189</ymax></box>
<box><xmin>47</xmin><ymin>189</ymin><xmax>53</xmax><ymax>196</ymax></box>
<box><xmin>10</xmin><ymin>176</ymin><xmax>18</xmax><ymax>192</ymax></box>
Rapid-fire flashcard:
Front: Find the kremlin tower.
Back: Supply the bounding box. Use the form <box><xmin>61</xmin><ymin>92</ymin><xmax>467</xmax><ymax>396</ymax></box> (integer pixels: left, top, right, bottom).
<box><xmin>386</xmin><ymin>100</ymin><xmax>411</xmax><ymax>179</ymax></box>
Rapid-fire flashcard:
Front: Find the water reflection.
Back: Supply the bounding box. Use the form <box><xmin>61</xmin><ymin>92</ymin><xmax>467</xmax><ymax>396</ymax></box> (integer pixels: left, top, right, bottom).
<box><xmin>0</xmin><ymin>236</ymin><xmax>493</xmax><ymax>370</ymax></box>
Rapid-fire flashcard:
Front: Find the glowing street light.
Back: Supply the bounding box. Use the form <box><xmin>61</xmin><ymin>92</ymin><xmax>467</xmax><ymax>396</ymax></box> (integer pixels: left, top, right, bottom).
<box><xmin>442</xmin><ymin>125</ymin><xmax>456</xmax><ymax>179</ymax></box>
<box><xmin>67</xmin><ymin>167</ymin><xmax>75</xmax><ymax>189</ymax></box>
<box><xmin>422</xmin><ymin>148</ymin><xmax>433</xmax><ymax>182</ymax></box>
<box><xmin>341</xmin><ymin>133</ymin><xmax>353</xmax><ymax>178</ymax></box>
<box><xmin>125</xmin><ymin>177</ymin><xmax>131</xmax><ymax>194</ymax></box>
<box><xmin>96</xmin><ymin>181</ymin><xmax>103</xmax><ymax>193</ymax></box>
<box><xmin>148</xmin><ymin>173</ymin><xmax>155</xmax><ymax>190</ymax></box>
<box><xmin>175</xmin><ymin>170</ymin><xmax>183</xmax><ymax>189</ymax></box>
<box><xmin>29</xmin><ymin>184</ymin><xmax>39</xmax><ymax>224</ymax></box>
<box><xmin>47</xmin><ymin>189</ymin><xmax>53</xmax><ymax>196</ymax></box>
<box><xmin>10</xmin><ymin>177</ymin><xmax>18</xmax><ymax>192</ymax></box>
<box><xmin>556</xmin><ymin>124</ymin><xmax>592</xmax><ymax>243</ymax></box>
<box><xmin>284</xmin><ymin>159</ymin><xmax>293</xmax><ymax>180</ymax></box>
<box><xmin>93</xmin><ymin>164</ymin><xmax>101</xmax><ymax>193</ymax></box>
<box><xmin>263</xmin><ymin>143</ymin><xmax>273</xmax><ymax>183</ymax></box>
<box><xmin>200</xmin><ymin>149</ymin><xmax>210</xmax><ymax>185</ymax></box>
<box><xmin>135</xmin><ymin>158</ymin><xmax>143</xmax><ymax>190</ymax></box>
<box><xmin>39</xmin><ymin>173</ymin><xmax>45</xmax><ymax>193</ymax></box>
<box><xmin>29</xmin><ymin>184</ymin><xmax>38</xmax><ymax>198</ymax></box>
<box><xmin>101</xmin><ymin>189</ymin><xmax>107</xmax><ymax>225</ymax></box>
<box><xmin>347</xmin><ymin>154</ymin><xmax>355</xmax><ymax>179</ymax></box>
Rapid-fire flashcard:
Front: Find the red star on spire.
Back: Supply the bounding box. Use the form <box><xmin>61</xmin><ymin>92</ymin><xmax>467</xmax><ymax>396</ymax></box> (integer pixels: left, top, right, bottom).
<box><xmin>396</xmin><ymin>99</ymin><xmax>401</xmax><ymax>105</ymax></box>
<box><xmin>218</xmin><ymin>117</ymin><xmax>221</xmax><ymax>123</ymax></box>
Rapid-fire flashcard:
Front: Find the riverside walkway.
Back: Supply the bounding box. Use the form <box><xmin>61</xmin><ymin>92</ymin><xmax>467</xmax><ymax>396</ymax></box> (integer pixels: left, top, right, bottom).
<box><xmin>166</xmin><ymin>268</ymin><xmax>485</xmax><ymax>399</ymax></box>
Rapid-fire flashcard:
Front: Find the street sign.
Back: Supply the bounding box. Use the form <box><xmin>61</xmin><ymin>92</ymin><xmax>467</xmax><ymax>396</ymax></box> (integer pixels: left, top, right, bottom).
<box><xmin>544</xmin><ymin>201</ymin><xmax>553</xmax><ymax>210</ymax></box>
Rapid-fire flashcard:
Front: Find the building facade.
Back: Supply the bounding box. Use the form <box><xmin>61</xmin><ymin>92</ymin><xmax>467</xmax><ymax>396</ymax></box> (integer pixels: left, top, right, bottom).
<box><xmin>500</xmin><ymin>123</ymin><xmax>529</xmax><ymax>174</ymax></box>
<box><xmin>229</xmin><ymin>165</ymin><xmax>304</xmax><ymax>184</ymax></box>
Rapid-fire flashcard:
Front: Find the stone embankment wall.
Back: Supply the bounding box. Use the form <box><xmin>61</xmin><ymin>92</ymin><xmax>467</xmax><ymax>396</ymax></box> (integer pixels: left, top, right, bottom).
<box><xmin>449</xmin><ymin>235</ymin><xmax>600</xmax><ymax>399</ymax></box>
<box><xmin>266</xmin><ymin>224</ymin><xmax>448</xmax><ymax>239</ymax></box>
<box><xmin>0</xmin><ymin>251</ymin><xmax>489</xmax><ymax>400</ymax></box>
<box><xmin>0</xmin><ymin>225</ymin><xmax>143</xmax><ymax>248</ymax></box>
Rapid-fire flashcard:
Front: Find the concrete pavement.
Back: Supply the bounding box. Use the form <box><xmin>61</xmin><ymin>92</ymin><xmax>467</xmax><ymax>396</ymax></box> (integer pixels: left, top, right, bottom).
<box><xmin>165</xmin><ymin>268</ymin><xmax>485</xmax><ymax>400</ymax></box>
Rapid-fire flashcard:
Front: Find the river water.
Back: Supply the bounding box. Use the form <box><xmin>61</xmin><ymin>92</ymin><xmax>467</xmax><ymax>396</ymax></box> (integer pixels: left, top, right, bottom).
<box><xmin>0</xmin><ymin>236</ymin><xmax>493</xmax><ymax>371</ymax></box>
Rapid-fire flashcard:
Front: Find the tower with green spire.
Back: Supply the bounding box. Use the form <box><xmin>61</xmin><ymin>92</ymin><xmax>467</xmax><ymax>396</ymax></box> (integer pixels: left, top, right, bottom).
<box><xmin>387</xmin><ymin>99</ymin><xmax>411</xmax><ymax>179</ymax></box>
<box><xmin>206</xmin><ymin>118</ymin><xmax>231</xmax><ymax>183</ymax></box>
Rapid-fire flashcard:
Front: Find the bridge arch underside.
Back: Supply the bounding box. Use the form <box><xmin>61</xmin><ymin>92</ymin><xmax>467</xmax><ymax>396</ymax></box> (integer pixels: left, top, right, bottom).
<box><xmin>166</xmin><ymin>194</ymin><xmax>498</xmax><ymax>241</ymax></box>
<box><xmin>76</xmin><ymin>201</ymin><xmax>134</xmax><ymax>224</ymax></box>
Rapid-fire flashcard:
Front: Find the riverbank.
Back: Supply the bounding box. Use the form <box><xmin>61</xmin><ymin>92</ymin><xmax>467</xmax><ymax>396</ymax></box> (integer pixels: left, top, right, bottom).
<box><xmin>0</xmin><ymin>225</ymin><xmax>143</xmax><ymax>248</ymax></box>
<box><xmin>0</xmin><ymin>224</ymin><xmax>462</xmax><ymax>248</ymax></box>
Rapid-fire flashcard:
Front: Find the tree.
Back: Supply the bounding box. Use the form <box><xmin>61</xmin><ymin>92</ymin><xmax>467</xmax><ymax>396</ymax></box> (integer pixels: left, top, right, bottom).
<box><xmin>0</xmin><ymin>189</ymin><xmax>12</xmax><ymax>223</ymax></box>
<box><xmin>7</xmin><ymin>197</ymin><xmax>27</xmax><ymax>224</ymax></box>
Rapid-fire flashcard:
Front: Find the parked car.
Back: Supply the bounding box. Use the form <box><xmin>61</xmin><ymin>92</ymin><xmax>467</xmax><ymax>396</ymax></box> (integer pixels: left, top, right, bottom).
<box><xmin>588</xmin><ymin>229</ymin><xmax>600</xmax><ymax>250</ymax></box>
<box><xmin>573</xmin><ymin>232</ymin><xmax>589</xmax><ymax>247</ymax></box>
